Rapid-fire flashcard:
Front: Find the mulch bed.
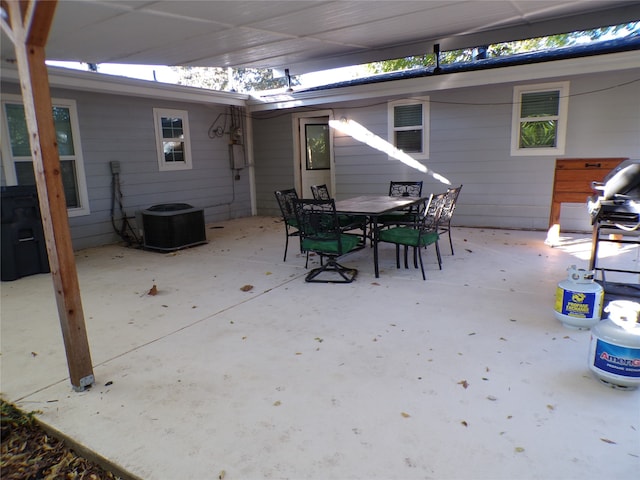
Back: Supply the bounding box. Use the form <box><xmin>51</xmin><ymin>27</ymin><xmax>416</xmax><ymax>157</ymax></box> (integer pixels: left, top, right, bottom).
<box><xmin>1</xmin><ymin>399</ymin><xmax>123</xmax><ymax>480</ymax></box>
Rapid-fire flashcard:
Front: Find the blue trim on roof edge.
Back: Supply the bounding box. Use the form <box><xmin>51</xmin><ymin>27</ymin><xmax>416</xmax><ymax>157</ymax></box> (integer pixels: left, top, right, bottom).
<box><xmin>297</xmin><ymin>36</ymin><xmax>640</xmax><ymax>93</ymax></box>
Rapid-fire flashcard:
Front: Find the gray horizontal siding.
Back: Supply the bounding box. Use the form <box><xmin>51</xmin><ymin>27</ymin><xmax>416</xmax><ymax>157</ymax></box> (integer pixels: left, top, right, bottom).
<box><xmin>1</xmin><ymin>81</ymin><xmax>252</xmax><ymax>250</ymax></box>
<box><xmin>253</xmin><ymin>113</ymin><xmax>294</xmax><ymax>217</ymax></box>
<box><xmin>69</xmin><ymin>89</ymin><xmax>251</xmax><ymax>249</ymax></box>
<box><xmin>332</xmin><ymin>105</ymin><xmax>409</xmax><ymax>197</ymax></box>
<box><xmin>3</xmin><ymin>65</ymin><xmax>638</xmax><ymax>252</ymax></box>
<box><xmin>303</xmin><ymin>69</ymin><xmax>639</xmax><ymax>232</ymax></box>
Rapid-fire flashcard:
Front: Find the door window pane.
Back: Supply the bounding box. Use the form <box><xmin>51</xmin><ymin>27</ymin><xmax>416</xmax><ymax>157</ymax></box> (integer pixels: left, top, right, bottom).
<box><xmin>305</xmin><ymin>124</ymin><xmax>330</xmax><ymax>170</ymax></box>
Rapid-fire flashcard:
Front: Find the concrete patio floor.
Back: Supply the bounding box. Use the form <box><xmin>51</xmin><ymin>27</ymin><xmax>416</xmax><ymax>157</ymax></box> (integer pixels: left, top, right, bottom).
<box><xmin>1</xmin><ymin>216</ymin><xmax>639</xmax><ymax>480</ymax></box>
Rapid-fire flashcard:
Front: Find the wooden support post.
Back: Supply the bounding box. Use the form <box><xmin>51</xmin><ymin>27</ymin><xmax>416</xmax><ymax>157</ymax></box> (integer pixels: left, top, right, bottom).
<box><xmin>2</xmin><ymin>0</ymin><xmax>94</xmax><ymax>391</ymax></box>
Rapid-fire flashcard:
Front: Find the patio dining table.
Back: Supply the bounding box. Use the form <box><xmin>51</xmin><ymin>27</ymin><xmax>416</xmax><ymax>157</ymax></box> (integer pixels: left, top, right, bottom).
<box><xmin>334</xmin><ymin>195</ymin><xmax>427</xmax><ymax>278</ymax></box>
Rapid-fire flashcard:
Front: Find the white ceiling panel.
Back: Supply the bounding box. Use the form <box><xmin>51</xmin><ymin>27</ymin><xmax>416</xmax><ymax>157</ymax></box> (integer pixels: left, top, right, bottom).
<box><xmin>246</xmin><ymin>2</ymin><xmax>447</xmax><ymax>37</ymax></box>
<box><xmin>310</xmin><ymin>7</ymin><xmax>514</xmax><ymax>48</ymax></box>
<box><xmin>149</xmin><ymin>0</ymin><xmax>318</xmax><ymax>26</ymax></box>
<box><xmin>50</xmin><ymin>10</ymin><xmax>225</xmax><ymax>63</ymax></box>
<box><xmin>45</xmin><ymin>1</ymin><xmax>129</xmax><ymax>43</ymax></box>
<box><xmin>125</xmin><ymin>31</ymin><xmax>322</xmax><ymax>66</ymax></box>
<box><xmin>1</xmin><ymin>0</ymin><xmax>638</xmax><ymax>74</ymax></box>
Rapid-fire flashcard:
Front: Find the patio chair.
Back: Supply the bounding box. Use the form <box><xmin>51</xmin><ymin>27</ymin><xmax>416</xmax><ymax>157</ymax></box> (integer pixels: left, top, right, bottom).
<box><xmin>378</xmin><ymin>180</ymin><xmax>424</xmax><ymax>227</ymax></box>
<box><xmin>439</xmin><ymin>185</ymin><xmax>463</xmax><ymax>255</ymax></box>
<box><xmin>274</xmin><ymin>188</ymin><xmax>301</xmax><ymax>261</ymax></box>
<box><xmin>389</xmin><ymin>180</ymin><xmax>424</xmax><ymax>198</ymax></box>
<box><xmin>401</xmin><ymin>190</ymin><xmax>446</xmax><ymax>270</ymax></box>
<box><xmin>377</xmin><ymin>193</ymin><xmax>445</xmax><ymax>280</ymax></box>
<box><xmin>292</xmin><ymin>198</ymin><xmax>360</xmax><ymax>283</ymax></box>
<box><xmin>310</xmin><ymin>184</ymin><xmax>331</xmax><ymax>200</ymax></box>
<box><xmin>311</xmin><ymin>184</ymin><xmax>368</xmax><ymax>246</ymax></box>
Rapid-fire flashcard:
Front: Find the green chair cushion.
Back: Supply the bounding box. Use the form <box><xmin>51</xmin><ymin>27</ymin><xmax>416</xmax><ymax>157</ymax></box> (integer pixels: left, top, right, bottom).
<box><xmin>302</xmin><ymin>233</ymin><xmax>360</xmax><ymax>254</ymax></box>
<box><xmin>378</xmin><ymin>227</ymin><xmax>439</xmax><ymax>247</ymax></box>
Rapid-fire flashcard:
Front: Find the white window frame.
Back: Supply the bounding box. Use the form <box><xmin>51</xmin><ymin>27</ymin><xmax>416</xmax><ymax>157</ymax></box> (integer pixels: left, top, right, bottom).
<box><xmin>387</xmin><ymin>97</ymin><xmax>430</xmax><ymax>160</ymax></box>
<box><xmin>153</xmin><ymin>108</ymin><xmax>192</xmax><ymax>171</ymax></box>
<box><xmin>511</xmin><ymin>81</ymin><xmax>569</xmax><ymax>156</ymax></box>
<box><xmin>0</xmin><ymin>95</ymin><xmax>90</xmax><ymax>217</ymax></box>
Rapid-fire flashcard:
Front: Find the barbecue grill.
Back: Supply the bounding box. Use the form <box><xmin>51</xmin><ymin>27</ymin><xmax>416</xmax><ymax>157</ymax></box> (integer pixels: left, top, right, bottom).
<box><xmin>587</xmin><ymin>159</ymin><xmax>640</xmax><ymax>299</ymax></box>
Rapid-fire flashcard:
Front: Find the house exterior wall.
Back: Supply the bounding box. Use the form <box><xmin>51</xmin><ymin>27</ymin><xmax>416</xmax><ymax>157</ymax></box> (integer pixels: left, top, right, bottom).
<box><xmin>255</xmin><ymin>68</ymin><xmax>640</xmax><ymax>232</ymax></box>
<box><xmin>0</xmin><ymin>81</ymin><xmax>252</xmax><ymax>250</ymax></box>
<box><xmin>2</xmin><ymin>60</ymin><xmax>637</xmax><ymax>251</ymax></box>
<box><xmin>252</xmin><ymin>113</ymin><xmax>295</xmax><ymax>217</ymax></box>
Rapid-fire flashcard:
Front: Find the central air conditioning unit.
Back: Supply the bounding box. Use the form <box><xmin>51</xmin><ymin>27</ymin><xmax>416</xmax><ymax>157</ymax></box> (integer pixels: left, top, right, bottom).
<box><xmin>141</xmin><ymin>203</ymin><xmax>207</xmax><ymax>252</ymax></box>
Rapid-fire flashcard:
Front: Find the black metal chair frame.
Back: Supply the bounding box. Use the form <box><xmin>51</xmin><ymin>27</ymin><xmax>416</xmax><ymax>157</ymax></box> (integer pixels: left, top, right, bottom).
<box><xmin>274</xmin><ymin>188</ymin><xmax>301</xmax><ymax>261</ymax></box>
<box><xmin>439</xmin><ymin>184</ymin><xmax>462</xmax><ymax>255</ymax></box>
<box><xmin>310</xmin><ymin>184</ymin><xmax>331</xmax><ymax>200</ymax></box>
<box><xmin>375</xmin><ymin>181</ymin><xmax>426</xmax><ymax>244</ymax></box>
<box><xmin>377</xmin><ymin>193</ymin><xmax>445</xmax><ymax>280</ymax></box>
<box><xmin>293</xmin><ymin>198</ymin><xmax>359</xmax><ymax>283</ymax></box>
<box><xmin>389</xmin><ymin>181</ymin><xmax>424</xmax><ymax>198</ymax></box>
<box><xmin>311</xmin><ymin>184</ymin><xmax>368</xmax><ymax>247</ymax></box>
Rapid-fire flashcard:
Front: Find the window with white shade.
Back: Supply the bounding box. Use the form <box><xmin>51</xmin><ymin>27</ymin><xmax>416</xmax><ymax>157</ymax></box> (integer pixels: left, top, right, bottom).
<box><xmin>388</xmin><ymin>97</ymin><xmax>429</xmax><ymax>159</ymax></box>
<box><xmin>511</xmin><ymin>82</ymin><xmax>569</xmax><ymax>156</ymax></box>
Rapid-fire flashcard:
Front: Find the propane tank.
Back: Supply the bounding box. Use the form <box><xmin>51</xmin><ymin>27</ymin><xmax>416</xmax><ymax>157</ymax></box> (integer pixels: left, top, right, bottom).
<box><xmin>554</xmin><ymin>265</ymin><xmax>604</xmax><ymax>329</ymax></box>
<box><xmin>588</xmin><ymin>300</ymin><xmax>640</xmax><ymax>390</ymax></box>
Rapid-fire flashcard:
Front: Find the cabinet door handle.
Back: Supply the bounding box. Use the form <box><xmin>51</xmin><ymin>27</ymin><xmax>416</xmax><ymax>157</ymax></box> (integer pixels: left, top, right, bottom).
<box><xmin>585</xmin><ymin>162</ymin><xmax>602</xmax><ymax>168</ymax></box>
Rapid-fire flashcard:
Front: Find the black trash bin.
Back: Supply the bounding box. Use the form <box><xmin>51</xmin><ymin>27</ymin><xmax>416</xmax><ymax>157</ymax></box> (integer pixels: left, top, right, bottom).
<box><xmin>1</xmin><ymin>185</ymin><xmax>50</xmax><ymax>281</ymax></box>
<box><xmin>141</xmin><ymin>203</ymin><xmax>206</xmax><ymax>251</ymax></box>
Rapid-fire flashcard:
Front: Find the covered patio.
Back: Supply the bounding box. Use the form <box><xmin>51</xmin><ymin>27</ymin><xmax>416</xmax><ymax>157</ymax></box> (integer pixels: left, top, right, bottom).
<box><xmin>1</xmin><ymin>217</ymin><xmax>638</xmax><ymax>479</ymax></box>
